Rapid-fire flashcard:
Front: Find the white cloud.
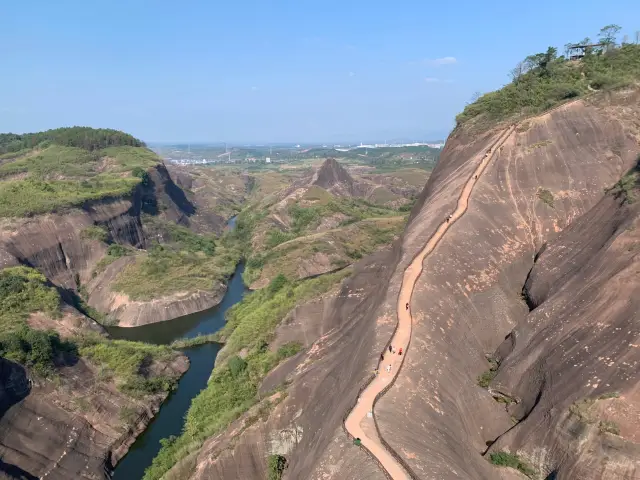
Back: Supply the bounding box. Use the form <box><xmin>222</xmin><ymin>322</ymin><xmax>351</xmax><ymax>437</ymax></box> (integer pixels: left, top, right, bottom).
<box><xmin>250</xmin><ymin>86</ymin><xmax>259</xmax><ymax>91</ymax></box>
<box><xmin>348</xmin><ymin>72</ymin><xmax>355</xmax><ymax>77</ymax></box>
<box><xmin>431</xmin><ymin>56</ymin><xmax>457</xmax><ymax>66</ymax></box>
<box><xmin>412</xmin><ymin>56</ymin><xmax>458</xmax><ymax>67</ymax></box>
<box><xmin>424</xmin><ymin>77</ymin><xmax>440</xmax><ymax>83</ymax></box>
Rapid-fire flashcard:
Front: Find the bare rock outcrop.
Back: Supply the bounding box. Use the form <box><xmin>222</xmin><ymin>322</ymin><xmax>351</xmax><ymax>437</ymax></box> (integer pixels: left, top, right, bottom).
<box><xmin>0</xmin><ymin>350</ymin><xmax>188</xmax><ymax>480</ymax></box>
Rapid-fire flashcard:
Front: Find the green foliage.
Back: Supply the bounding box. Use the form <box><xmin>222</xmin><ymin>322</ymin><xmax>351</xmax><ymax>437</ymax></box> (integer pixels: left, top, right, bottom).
<box><xmin>77</xmin><ymin>335</ymin><xmax>177</xmax><ymax>397</ymax></box>
<box><xmin>0</xmin><ymin>175</ymin><xmax>140</xmax><ymax>217</ymax></box>
<box><xmin>228</xmin><ymin>355</ymin><xmax>248</xmax><ymax>378</ymax></box>
<box><xmin>112</xmin><ymin>243</ymin><xmax>238</xmax><ymax>301</ymax></box>
<box><xmin>608</xmin><ymin>171</ymin><xmax>639</xmax><ymax>203</ymax></box>
<box><xmin>276</xmin><ymin>342</ymin><xmax>303</xmax><ymax>360</ymax></box>
<box><xmin>144</xmin><ymin>218</ymin><xmax>217</xmax><ymax>255</ymax></box>
<box><xmin>94</xmin><ymin>244</ymin><xmax>135</xmax><ymax>276</ymax></box>
<box><xmin>598</xmin><ymin>391</ymin><xmax>620</xmax><ymax>399</ymax></box>
<box><xmin>267</xmin><ymin>454</ymin><xmax>287</xmax><ymax>480</ymax></box>
<box><xmin>489</xmin><ymin>451</ymin><xmax>537</xmax><ymax>478</ymax></box>
<box><xmin>0</xmin><ymin>127</ymin><xmax>144</xmax><ymax>155</ymax></box>
<box><xmin>0</xmin><ymin>267</ymin><xmax>60</xmax><ymax>329</ymax></box>
<box><xmin>132</xmin><ymin>166</ymin><xmax>150</xmax><ymax>186</ymax></box>
<box><xmin>289</xmin><ymin>204</ymin><xmax>321</xmax><ymax>231</ymax></box>
<box><xmin>598</xmin><ymin>420</ymin><xmax>620</xmax><ymax>435</ymax></box>
<box><xmin>81</xmin><ymin>225</ymin><xmax>109</xmax><ymax>242</ymax></box>
<box><xmin>0</xmin><ymin>267</ymin><xmax>74</xmax><ymax>376</ymax></box>
<box><xmin>144</xmin><ymin>270</ymin><xmax>349</xmax><ymax>480</ymax></box>
<box><xmin>478</xmin><ymin>358</ymin><xmax>499</xmax><ymax>388</ymax></box>
<box><xmin>537</xmin><ymin>188</ymin><xmax>555</xmax><ymax>208</ymax></box>
<box><xmin>265</xmin><ymin>229</ymin><xmax>295</xmax><ymax>248</ymax></box>
<box><xmin>457</xmin><ymin>42</ymin><xmax>640</xmax><ymax>130</ymax></box>
<box><xmin>268</xmin><ymin>274</ymin><xmax>288</xmax><ymax>295</ymax></box>
<box><xmin>0</xmin><ymin>327</ymin><xmax>75</xmax><ymax>377</ymax></box>
<box><xmin>170</xmin><ymin>333</ymin><xmax>218</xmax><ymax>349</ymax></box>
<box><xmin>0</xmin><ymin>139</ymin><xmax>159</xmax><ymax>218</ymax></box>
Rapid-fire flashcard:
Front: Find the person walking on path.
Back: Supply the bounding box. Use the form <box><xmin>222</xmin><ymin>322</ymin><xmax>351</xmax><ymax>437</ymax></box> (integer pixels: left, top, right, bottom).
<box><xmin>388</xmin><ymin>345</ymin><xmax>392</xmax><ymax>353</ymax></box>
<box><xmin>398</xmin><ymin>347</ymin><xmax>403</xmax><ymax>356</ymax></box>
<box><xmin>386</xmin><ymin>364</ymin><xmax>391</xmax><ymax>373</ymax></box>
<box><xmin>405</xmin><ymin>302</ymin><xmax>409</xmax><ymax>311</ymax></box>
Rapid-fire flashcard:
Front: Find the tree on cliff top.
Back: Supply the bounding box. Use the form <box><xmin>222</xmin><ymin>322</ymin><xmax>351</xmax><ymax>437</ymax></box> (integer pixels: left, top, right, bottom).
<box><xmin>456</xmin><ymin>24</ymin><xmax>640</xmax><ymax>130</ymax></box>
<box><xmin>0</xmin><ymin>127</ymin><xmax>145</xmax><ymax>155</ymax></box>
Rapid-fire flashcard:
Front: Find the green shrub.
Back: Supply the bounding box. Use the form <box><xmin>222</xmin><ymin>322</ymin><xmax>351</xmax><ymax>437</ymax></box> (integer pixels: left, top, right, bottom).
<box><xmin>0</xmin><ymin>327</ymin><xmax>75</xmax><ymax>377</ymax></box>
<box><xmin>599</xmin><ymin>420</ymin><xmax>620</xmax><ymax>435</ymax></box>
<box><xmin>537</xmin><ymin>188</ymin><xmax>555</xmax><ymax>208</ymax></box>
<box><xmin>81</xmin><ymin>225</ymin><xmax>109</xmax><ymax>242</ymax></box>
<box><xmin>268</xmin><ymin>274</ymin><xmax>288</xmax><ymax>295</ymax></box>
<box><xmin>265</xmin><ymin>229</ymin><xmax>295</xmax><ymax>248</ymax></box>
<box><xmin>228</xmin><ymin>356</ymin><xmax>248</xmax><ymax>378</ymax></box>
<box><xmin>456</xmin><ymin>43</ymin><xmax>640</xmax><ymax>130</ymax></box>
<box><xmin>489</xmin><ymin>451</ymin><xmax>537</xmax><ymax>478</ymax></box>
<box><xmin>77</xmin><ymin>336</ymin><xmax>177</xmax><ymax>398</ymax></box>
<box><xmin>276</xmin><ymin>342</ymin><xmax>303</xmax><ymax>360</ymax></box>
<box><xmin>267</xmin><ymin>454</ymin><xmax>287</xmax><ymax>480</ymax></box>
<box><xmin>478</xmin><ymin>358</ymin><xmax>499</xmax><ymax>388</ymax></box>
<box><xmin>0</xmin><ymin>127</ymin><xmax>144</xmax><ymax>154</ymax></box>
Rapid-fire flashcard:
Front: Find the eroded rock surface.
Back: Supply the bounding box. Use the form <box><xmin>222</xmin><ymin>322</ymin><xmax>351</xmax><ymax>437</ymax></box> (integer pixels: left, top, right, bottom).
<box><xmin>178</xmin><ymin>90</ymin><xmax>640</xmax><ymax>480</ymax></box>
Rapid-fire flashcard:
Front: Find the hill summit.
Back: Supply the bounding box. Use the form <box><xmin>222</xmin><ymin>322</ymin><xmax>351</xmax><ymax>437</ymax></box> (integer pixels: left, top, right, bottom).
<box><xmin>311</xmin><ymin>157</ymin><xmax>355</xmax><ymax>195</ymax></box>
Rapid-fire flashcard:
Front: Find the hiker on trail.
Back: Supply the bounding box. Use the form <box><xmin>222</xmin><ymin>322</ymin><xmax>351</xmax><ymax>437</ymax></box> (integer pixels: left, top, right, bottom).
<box><xmin>405</xmin><ymin>302</ymin><xmax>409</xmax><ymax>311</ymax></box>
<box><xmin>399</xmin><ymin>347</ymin><xmax>403</xmax><ymax>356</ymax></box>
<box><xmin>380</xmin><ymin>353</ymin><xmax>384</xmax><ymax>361</ymax></box>
<box><xmin>392</xmin><ymin>347</ymin><xmax>396</xmax><ymax>354</ymax></box>
<box><xmin>386</xmin><ymin>364</ymin><xmax>392</xmax><ymax>373</ymax></box>
<box><xmin>388</xmin><ymin>345</ymin><xmax>392</xmax><ymax>353</ymax></box>
<box><xmin>474</xmin><ymin>175</ymin><xmax>478</xmax><ymax>180</ymax></box>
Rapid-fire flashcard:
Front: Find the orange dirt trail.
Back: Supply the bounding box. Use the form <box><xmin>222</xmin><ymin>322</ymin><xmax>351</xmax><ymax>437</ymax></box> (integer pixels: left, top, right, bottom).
<box><xmin>344</xmin><ymin>125</ymin><xmax>516</xmax><ymax>479</ymax></box>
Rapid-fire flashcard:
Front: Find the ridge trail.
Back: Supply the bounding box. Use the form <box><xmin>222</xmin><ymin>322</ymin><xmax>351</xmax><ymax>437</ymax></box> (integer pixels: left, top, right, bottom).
<box><xmin>344</xmin><ymin>125</ymin><xmax>516</xmax><ymax>479</ymax></box>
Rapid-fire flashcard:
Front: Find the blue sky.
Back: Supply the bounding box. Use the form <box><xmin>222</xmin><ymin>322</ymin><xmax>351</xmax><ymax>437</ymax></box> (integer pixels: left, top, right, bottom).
<box><xmin>1</xmin><ymin>1</ymin><xmax>638</xmax><ymax>143</ymax></box>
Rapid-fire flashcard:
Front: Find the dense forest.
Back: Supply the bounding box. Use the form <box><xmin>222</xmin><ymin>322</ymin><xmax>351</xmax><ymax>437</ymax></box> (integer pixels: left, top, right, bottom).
<box><xmin>457</xmin><ymin>25</ymin><xmax>640</xmax><ymax>129</ymax></box>
<box><xmin>0</xmin><ymin>127</ymin><xmax>145</xmax><ymax>155</ymax></box>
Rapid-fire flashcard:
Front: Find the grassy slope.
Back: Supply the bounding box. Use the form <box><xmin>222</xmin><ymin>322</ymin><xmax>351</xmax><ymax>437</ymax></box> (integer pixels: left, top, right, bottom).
<box><xmin>0</xmin><ymin>138</ymin><xmax>159</xmax><ymax>217</ymax></box>
<box><xmin>109</xmin><ymin>218</ymin><xmax>240</xmax><ymax>301</ymax></box>
<box><xmin>0</xmin><ymin>266</ymin><xmax>180</xmax><ymax>395</ymax></box>
<box><xmin>143</xmin><ymin>270</ymin><xmax>350</xmax><ymax>480</ymax></box>
<box><xmin>457</xmin><ymin>43</ymin><xmax>640</xmax><ymax>131</ymax></box>
<box><xmin>244</xmin><ymin>194</ymin><xmax>408</xmax><ymax>286</ymax></box>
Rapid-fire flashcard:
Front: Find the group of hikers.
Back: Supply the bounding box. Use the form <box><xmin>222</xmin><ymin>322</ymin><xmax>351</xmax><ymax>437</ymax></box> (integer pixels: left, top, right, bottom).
<box><xmin>375</xmin><ymin>343</ymin><xmax>403</xmax><ymax>376</ymax></box>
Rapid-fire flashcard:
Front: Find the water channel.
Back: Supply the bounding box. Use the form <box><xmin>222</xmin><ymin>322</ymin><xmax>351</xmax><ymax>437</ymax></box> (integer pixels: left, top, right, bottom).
<box><xmin>109</xmin><ymin>216</ymin><xmax>245</xmax><ymax>480</ymax></box>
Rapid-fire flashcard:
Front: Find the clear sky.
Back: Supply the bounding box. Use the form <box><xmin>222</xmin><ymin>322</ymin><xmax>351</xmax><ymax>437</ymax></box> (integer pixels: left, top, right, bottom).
<box><xmin>2</xmin><ymin>1</ymin><xmax>638</xmax><ymax>143</ymax></box>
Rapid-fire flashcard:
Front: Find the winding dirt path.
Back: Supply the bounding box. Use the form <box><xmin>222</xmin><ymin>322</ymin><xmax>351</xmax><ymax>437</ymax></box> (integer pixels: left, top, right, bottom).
<box><xmin>344</xmin><ymin>125</ymin><xmax>516</xmax><ymax>479</ymax></box>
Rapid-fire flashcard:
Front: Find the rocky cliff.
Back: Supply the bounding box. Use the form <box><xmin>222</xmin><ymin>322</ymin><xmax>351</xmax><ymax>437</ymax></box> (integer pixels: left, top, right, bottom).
<box><xmin>0</xmin><ymin>159</ymin><xmax>232</xmax><ymax>327</ymax></box>
<box><xmin>170</xmin><ymin>88</ymin><xmax>640</xmax><ymax>480</ymax></box>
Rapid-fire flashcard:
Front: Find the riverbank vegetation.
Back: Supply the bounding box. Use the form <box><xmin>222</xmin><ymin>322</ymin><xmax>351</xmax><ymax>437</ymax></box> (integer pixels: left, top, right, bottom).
<box><xmin>143</xmin><ymin>269</ymin><xmax>349</xmax><ymax>480</ymax></box>
<box><xmin>77</xmin><ymin>334</ymin><xmax>179</xmax><ymax>397</ymax></box>
<box><xmin>457</xmin><ymin>26</ymin><xmax>640</xmax><ymax>130</ymax></box>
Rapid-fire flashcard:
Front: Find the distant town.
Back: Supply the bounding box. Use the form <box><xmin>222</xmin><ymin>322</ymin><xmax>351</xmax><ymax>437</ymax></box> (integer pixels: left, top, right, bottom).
<box><xmin>151</xmin><ymin>141</ymin><xmax>445</xmax><ymax>166</ymax></box>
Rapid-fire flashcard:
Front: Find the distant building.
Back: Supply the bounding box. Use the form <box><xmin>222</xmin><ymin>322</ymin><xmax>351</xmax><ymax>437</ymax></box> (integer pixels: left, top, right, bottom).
<box><xmin>265</xmin><ymin>157</ymin><xmax>271</xmax><ymax>163</ymax></box>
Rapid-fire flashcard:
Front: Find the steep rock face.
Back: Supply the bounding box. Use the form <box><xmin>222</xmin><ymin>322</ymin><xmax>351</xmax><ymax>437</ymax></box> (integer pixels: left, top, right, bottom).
<box><xmin>371</xmin><ymin>91</ymin><xmax>640</xmax><ymax>479</ymax></box>
<box><xmin>489</xmin><ymin>190</ymin><xmax>640</xmax><ymax>479</ymax></box>
<box><xmin>0</xmin><ymin>200</ymin><xmax>141</xmax><ymax>290</ymax></box>
<box><xmin>0</xmin><ymin>354</ymin><xmax>188</xmax><ymax>480</ymax></box>
<box><xmin>85</xmin><ymin>256</ymin><xmax>226</xmax><ymax>327</ymax></box>
<box><xmin>167</xmin><ymin>248</ymin><xmax>400</xmax><ymax>480</ymax></box>
<box><xmin>177</xmin><ymin>90</ymin><xmax>640</xmax><ymax>480</ymax></box>
<box><xmin>0</xmin><ymin>163</ymin><xmax>218</xmax><ymax>327</ymax></box>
